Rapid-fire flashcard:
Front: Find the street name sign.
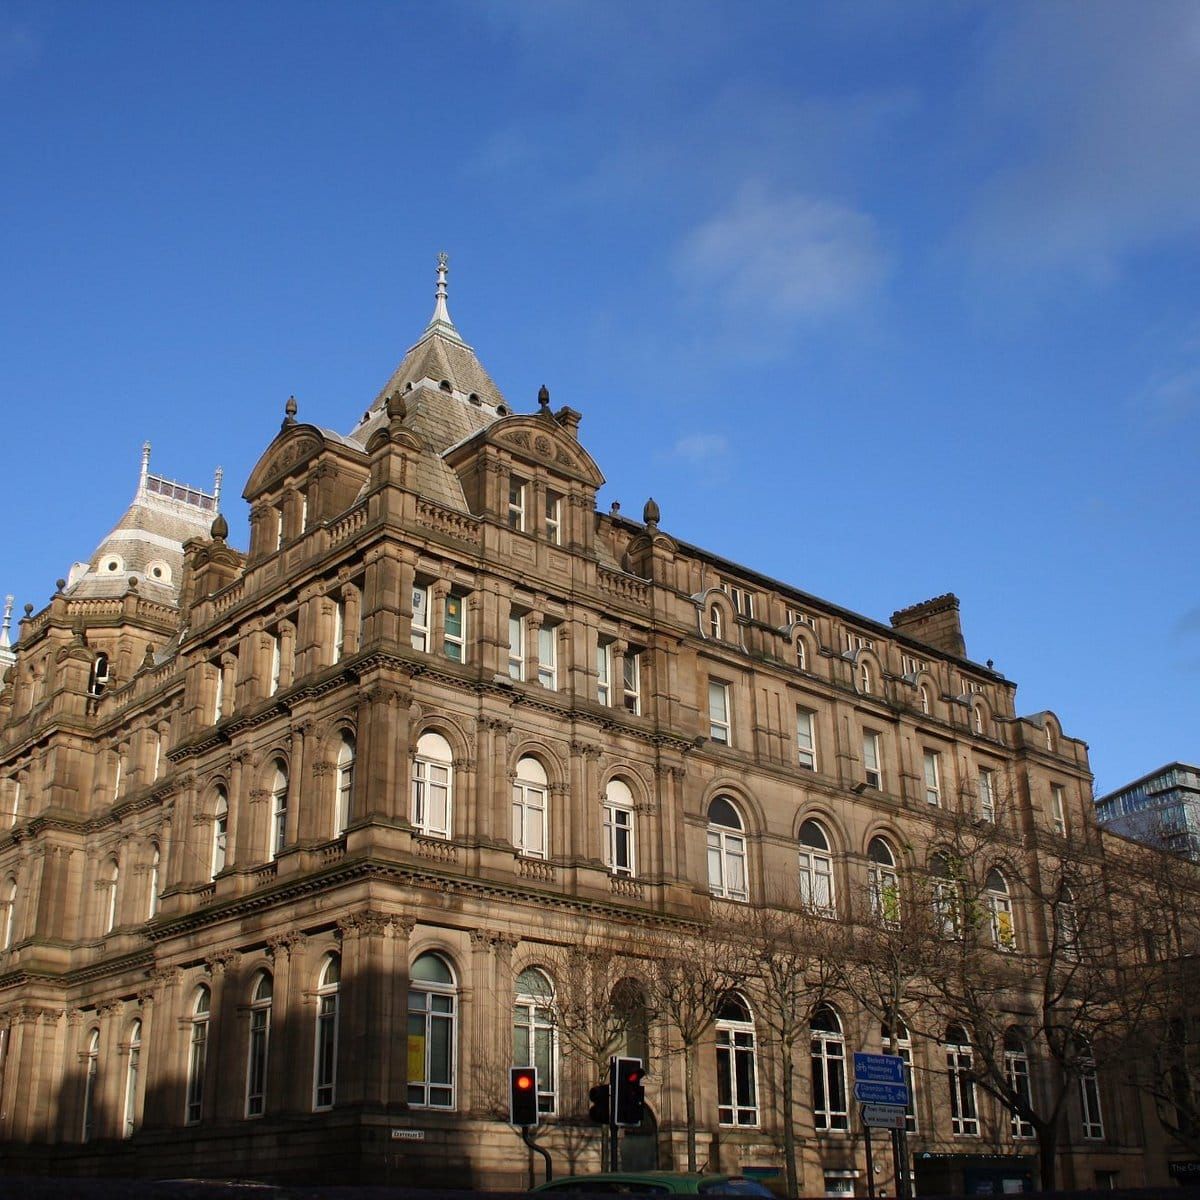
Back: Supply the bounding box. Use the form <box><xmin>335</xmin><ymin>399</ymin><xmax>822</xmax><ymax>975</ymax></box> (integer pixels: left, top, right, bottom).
<box><xmin>861</xmin><ymin>1103</ymin><xmax>907</xmax><ymax>1130</ymax></box>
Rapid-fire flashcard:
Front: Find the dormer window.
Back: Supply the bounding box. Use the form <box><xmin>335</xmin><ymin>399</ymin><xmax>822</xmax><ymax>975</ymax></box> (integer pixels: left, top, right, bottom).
<box><xmin>709</xmin><ymin>605</ymin><xmax>724</xmax><ymax>640</ymax></box>
<box><xmin>508</xmin><ymin>478</ymin><xmax>527</xmax><ymax>532</ymax></box>
<box><xmin>720</xmin><ymin>582</ymin><xmax>755</xmax><ymax>619</ymax></box>
<box><xmin>145</xmin><ymin>560</ymin><xmax>171</xmax><ymax>584</ymax></box>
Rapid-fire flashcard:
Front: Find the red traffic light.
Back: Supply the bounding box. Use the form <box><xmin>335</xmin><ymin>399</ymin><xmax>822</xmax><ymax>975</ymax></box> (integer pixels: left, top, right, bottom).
<box><xmin>510</xmin><ymin>1066</ymin><xmax>539</xmax><ymax>1127</ymax></box>
<box><xmin>516</xmin><ymin>1074</ymin><xmax>534</xmax><ymax>1090</ymax></box>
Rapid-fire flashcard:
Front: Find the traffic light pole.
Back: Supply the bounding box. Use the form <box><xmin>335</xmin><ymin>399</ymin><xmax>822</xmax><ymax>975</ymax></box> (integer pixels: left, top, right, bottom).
<box><xmin>608</xmin><ymin>1057</ymin><xmax>620</xmax><ymax>1171</ymax></box>
<box><xmin>522</xmin><ymin>1125</ymin><xmax>553</xmax><ymax>1185</ymax></box>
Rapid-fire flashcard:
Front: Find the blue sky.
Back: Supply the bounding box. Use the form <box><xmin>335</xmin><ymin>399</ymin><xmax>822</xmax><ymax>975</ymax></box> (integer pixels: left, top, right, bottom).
<box><xmin>2</xmin><ymin>1</ymin><xmax>1197</xmax><ymax>796</ymax></box>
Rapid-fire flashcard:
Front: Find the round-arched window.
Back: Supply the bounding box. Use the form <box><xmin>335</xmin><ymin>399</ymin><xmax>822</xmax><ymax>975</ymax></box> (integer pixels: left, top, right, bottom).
<box><xmin>409</xmin><ymin>952</ymin><xmax>457</xmax><ymax>1109</ymax></box>
<box><xmin>798</xmin><ymin>819</ymin><xmax>833</xmax><ymax>913</ymax></box>
<box><xmin>707</xmin><ymin>798</ymin><xmax>747</xmax><ymax>902</ymax></box>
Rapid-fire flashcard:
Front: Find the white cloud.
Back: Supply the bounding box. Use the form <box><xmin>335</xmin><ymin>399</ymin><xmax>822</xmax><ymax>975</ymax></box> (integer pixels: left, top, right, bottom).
<box><xmin>668</xmin><ymin>433</ymin><xmax>729</xmax><ymax>463</ymax></box>
<box><xmin>674</xmin><ymin>183</ymin><xmax>887</xmax><ymax>323</ymax></box>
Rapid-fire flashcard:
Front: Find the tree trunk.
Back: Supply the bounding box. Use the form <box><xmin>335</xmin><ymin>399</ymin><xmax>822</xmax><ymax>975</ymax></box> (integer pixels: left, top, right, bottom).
<box><xmin>685</xmin><ymin>1040</ymin><xmax>698</xmax><ymax>1172</ymax></box>
<box><xmin>780</xmin><ymin>1043</ymin><xmax>799</xmax><ymax>1199</ymax></box>
<box><xmin>1037</xmin><ymin>1122</ymin><xmax>1058</xmax><ymax>1192</ymax></box>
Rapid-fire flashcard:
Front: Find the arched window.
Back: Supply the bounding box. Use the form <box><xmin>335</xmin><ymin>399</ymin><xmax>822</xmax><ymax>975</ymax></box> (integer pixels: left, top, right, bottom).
<box><xmin>795</xmin><ymin>636</ymin><xmax>807</xmax><ymax>671</ymax></box>
<box><xmin>1077</xmin><ymin>1037</ymin><xmax>1104</xmax><ymax>1139</ymax></box>
<box><xmin>859</xmin><ymin>661</ymin><xmax>872</xmax><ymax>694</ymax></box>
<box><xmin>123</xmin><ymin>1019</ymin><xmax>142</xmax><ymax>1139</ymax></box>
<box><xmin>81</xmin><ymin>1027</ymin><xmax>100</xmax><ymax>1142</ymax></box>
<box><xmin>603</xmin><ymin>778</ymin><xmax>636</xmax><ymax>876</ymax></box>
<box><xmin>985</xmin><ymin>868</ymin><xmax>1015</xmax><ymax>949</ymax></box>
<box><xmin>147</xmin><ymin>845</ymin><xmax>160</xmax><ymax>919</ymax></box>
<box><xmin>918</xmin><ymin>684</ymin><xmax>931</xmax><ymax>715</ymax></box>
<box><xmin>245</xmin><ymin>971</ymin><xmax>273</xmax><ymax>1117</ymax></box>
<box><xmin>1057</xmin><ymin>885</ymin><xmax>1080</xmax><ymax>958</ymax></box>
<box><xmin>868</xmin><ymin>836</ymin><xmax>899</xmax><ymax>925</ymax></box>
<box><xmin>709</xmin><ymin>604</ymin><xmax>724</xmax><ymax>641</ymax></box>
<box><xmin>1004</xmin><ymin>1028</ymin><xmax>1034</xmax><ymax>1139</ymax></box>
<box><xmin>103</xmin><ymin>857</ymin><xmax>120</xmax><ymax>934</ymax></box>
<box><xmin>186</xmin><ymin>985</ymin><xmax>211</xmax><ymax>1124</ymax></box>
<box><xmin>811</xmin><ymin>1004</ymin><xmax>848</xmax><ymax>1130</ymax></box>
<box><xmin>512</xmin><ymin>757</ymin><xmax>548</xmax><ymax>859</ymax></box>
<box><xmin>334</xmin><ymin>733</ymin><xmax>355</xmax><ymax>836</ymax></box>
<box><xmin>211</xmin><ymin>788</ymin><xmax>229</xmax><ymax>879</ymax></box>
<box><xmin>1</xmin><ymin>877</ymin><xmax>16</xmax><ymax>950</ymax></box>
<box><xmin>798</xmin><ymin>819</ymin><xmax>834</xmax><ymax>914</ymax></box>
<box><xmin>412</xmin><ymin>732</ymin><xmax>453</xmax><ymax>840</ymax></box>
<box><xmin>313</xmin><ymin>953</ymin><xmax>340</xmax><ymax>1110</ymax></box>
<box><xmin>408</xmin><ymin>952</ymin><xmax>457</xmax><ymax>1109</ymax></box>
<box><xmin>945</xmin><ymin>1023</ymin><xmax>978</xmax><ymax>1135</ymax></box>
<box><xmin>881</xmin><ymin>1019</ymin><xmax>917</xmax><ymax>1132</ymax></box>
<box><xmin>973</xmin><ymin>703</ymin><xmax>986</xmax><ymax>736</ymax></box>
<box><xmin>707</xmin><ymin>797</ymin><xmax>748</xmax><ymax>902</ymax></box>
<box><xmin>716</xmin><ymin>992</ymin><xmax>758</xmax><ymax>1126</ymax></box>
<box><xmin>88</xmin><ymin>653</ymin><xmax>110</xmax><ymax>697</ymax></box>
<box><xmin>270</xmin><ymin>761</ymin><xmax>288</xmax><ymax>859</ymax></box>
<box><xmin>513</xmin><ymin>968</ymin><xmax>556</xmax><ymax>1113</ymax></box>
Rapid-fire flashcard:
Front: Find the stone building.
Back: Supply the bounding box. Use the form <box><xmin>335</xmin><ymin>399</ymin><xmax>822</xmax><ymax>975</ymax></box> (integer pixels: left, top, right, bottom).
<box><xmin>0</xmin><ymin>260</ymin><xmax>1158</xmax><ymax>1191</ymax></box>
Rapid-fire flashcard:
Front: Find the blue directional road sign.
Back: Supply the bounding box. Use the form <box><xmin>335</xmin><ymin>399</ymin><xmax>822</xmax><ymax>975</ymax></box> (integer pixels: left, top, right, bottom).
<box><xmin>853</xmin><ymin>1052</ymin><xmax>905</xmax><ymax>1084</ymax></box>
<box><xmin>853</xmin><ymin>1053</ymin><xmax>909</xmax><ymax>1106</ymax></box>
<box><xmin>854</xmin><ymin>1079</ymin><xmax>910</xmax><ymax>1105</ymax></box>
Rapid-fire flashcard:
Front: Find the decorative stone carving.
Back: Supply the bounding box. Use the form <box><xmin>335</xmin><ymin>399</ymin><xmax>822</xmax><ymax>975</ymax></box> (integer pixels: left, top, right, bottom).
<box><xmin>204</xmin><ymin>950</ymin><xmax>238</xmax><ymax>977</ymax></box>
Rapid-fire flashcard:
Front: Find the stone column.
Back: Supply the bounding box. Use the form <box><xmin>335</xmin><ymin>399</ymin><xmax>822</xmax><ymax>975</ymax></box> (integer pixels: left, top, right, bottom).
<box><xmin>285</xmin><ymin>721</ymin><xmax>309</xmax><ymax>846</ymax></box>
<box><xmin>359</xmin><ymin>684</ymin><xmax>410</xmax><ymax>823</ymax></box>
<box><xmin>205</xmin><ymin>950</ymin><xmax>241</xmax><ymax>1122</ymax></box>
<box><xmin>266</xmin><ymin>931</ymin><xmax>307</xmax><ymax>1113</ymax></box>
<box><xmin>226</xmin><ymin>750</ymin><xmax>246</xmax><ymax>870</ymax></box>
<box><xmin>336</xmin><ymin>910</ymin><xmax>395</xmax><ymax>1107</ymax></box>
<box><xmin>167</xmin><ymin>773</ymin><xmax>198</xmax><ymax>890</ymax></box>
<box><xmin>142</xmin><ymin>967</ymin><xmax>182</xmax><ymax>1130</ymax></box>
<box><xmin>386</xmin><ymin>915</ymin><xmax>414</xmax><ymax>1107</ymax></box>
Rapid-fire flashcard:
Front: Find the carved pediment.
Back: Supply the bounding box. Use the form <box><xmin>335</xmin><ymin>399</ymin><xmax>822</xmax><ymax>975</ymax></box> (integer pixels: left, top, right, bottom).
<box><xmin>243</xmin><ymin>426</ymin><xmax>327</xmax><ymax>500</ymax></box>
<box><xmin>472</xmin><ymin>417</ymin><xmax>603</xmax><ymax>487</ymax></box>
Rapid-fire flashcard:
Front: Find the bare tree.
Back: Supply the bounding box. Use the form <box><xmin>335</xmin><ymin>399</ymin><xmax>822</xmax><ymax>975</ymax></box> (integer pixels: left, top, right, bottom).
<box><xmin>641</xmin><ymin>913</ymin><xmax>752</xmax><ymax>1172</ymax></box>
<box><xmin>733</xmin><ymin>901</ymin><xmax>840</xmax><ymax>1198</ymax></box>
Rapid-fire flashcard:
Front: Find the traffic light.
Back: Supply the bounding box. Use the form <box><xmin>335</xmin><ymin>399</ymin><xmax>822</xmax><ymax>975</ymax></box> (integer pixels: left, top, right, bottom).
<box><xmin>613</xmin><ymin>1056</ymin><xmax>646</xmax><ymax>1127</ymax></box>
<box><xmin>510</xmin><ymin>1066</ymin><xmax>539</xmax><ymax>1127</ymax></box>
<box><xmin>588</xmin><ymin>1082</ymin><xmax>611</xmax><ymax>1125</ymax></box>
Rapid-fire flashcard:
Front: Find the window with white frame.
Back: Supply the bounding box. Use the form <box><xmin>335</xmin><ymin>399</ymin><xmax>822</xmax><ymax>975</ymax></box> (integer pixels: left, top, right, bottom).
<box><xmin>811</xmin><ymin>1004</ymin><xmax>849</xmax><ymax>1131</ymax></box>
<box><xmin>408</xmin><ymin>952</ymin><xmax>457</xmax><ymax>1109</ymax></box>
<box><xmin>411</xmin><ymin>585</ymin><xmax>430</xmax><ymax>652</ymax></box>
<box><xmin>1079</xmin><ymin>1043</ymin><xmax>1104</xmax><ymax>1139</ymax></box>
<box><xmin>2</xmin><ymin>877</ymin><xmax>16</xmax><ymax>950</ymax></box>
<box><xmin>537</xmin><ymin>622</ymin><xmax>558</xmax><ymax>689</ymax></box>
<box><xmin>513</xmin><ymin>968</ymin><xmax>556</xmax><ymax>1113</ymax></box>
<box><xmin>270</xmin><ymin>762</ymin><xmax>288</xmax><ymax>860</ymax></box>
<box><xmin>924</xmin><ymin>750</ymin><xmax>942</xmax><ymax>806</ymax></box>
<box><xmin>147</xmin><ymin>845</ymin><xmax>160</xmax><ymax>919</ymax></box>
<box><xmin>985</xmin><ymin>869</ymin><xmax>1015</xmax><ymax>950</ymax></box>
<box><xmin>186</xmin><ymin>986</ymin><xmax>210</xmax><ymax>1124</ymax></box>
<box><xmin>112</xmin><ymin>750</ymin><xmax>123</xmax><ymax>801</ymax></box>
<box><xmin>81</xmin><ymin>1027</ymin><xmax>100</xmax><ymax>1142</ymax></box>
<box><xmin>508</xmin><ymin>611</ymin><xmax>525</xmax><ymax>681</ymax></box>
<box><xmin>716</xmin><ymin>992</ymin><xmax>759</xmax><ymax>1126</ymax></box>
<box><xmin>1057</xmin><ymin>886</ymin><xmax>1080</xmax><ymax>958</ymax></box>
<box><xmin>512</xmin><ymin>757</ymin><xmax>548</xmax><ymax>858</ymax></box>
<box><xmin>335</xmin><ymin>734</ymin><xmax>355</xmax><ymax>836</ymax></box>
<box><xmin>508</xmin><ymin>477</ymin><xmax>527</xmax><ymax>531</ymax></box>
<box><xmin>269</xmin><ymin>633</ymin><xmax>282</xmax><ymax>696</ymax></box>
<box><xmin>150</xmin><ymin>729</ymin><xmax>162</xmax><ymax>781</ymax></box>
<box><xmin>882</xmin><ymin>1020</ymin><xmax>917</xmax><ymax>1133</ymax></box>
<box><xmin>973</xmin><ymin>703</ymin><xmax>986</xmax><ymax>735</ymax></box>
<box><xmin>443</xmin><ymin>593</ymin><xmax>466</xmax><ymax>662</ymax></box>
<box><xmin>313</xmin><ymin>954</ymin><xmax>340</xmax><ymax>1110</ymax></box>
<box><xmin>709</xmin><ymin>603</ymin><xmax>724</xmax><ymax>641</ymax></box>
<box><xmin>622</xmin><ymin>650</ymin><xmax>642</xmax><ymax>715</ymax></box>
<box><xmin>88</xmin><ymin>652</ymin><xmax>110</xmax><ymax>697</ymax></box>
<box><xmin>708</xmin><ymin>680</ymin><xmax>731</xmax><ymax>745</ymax></box>
<box><xmin>332</xmin><ymin>598</ymin><xmax>345</xmax><ymax>663</ymax></box>
<box><xmin>545</xmin><ymin>490</ymin><xmax>562</xmax><ymax>545</ymax></box>
<box><xmin>274</xmin><ymin>505</ymin><xmax>284</xmax><ymax>550</ymax></box>
<box><xmin>787</xmin><ymin>608</ymin><xmax>816</xmax><ymax>630</ymax></box>
<box><xmin>796</xmin><ymin>707</ymin><xmax>817</xmax><ymax>770</ymax></box>
<box><xmin>795</xmin><ymin>636</ymin><xmax>807</xmax><ymax>671</ymax></box>
<box><xmin>868</xmin><ymin>836</ymin><xmax>900</xmax><ymax>925</ymax></box>
<box><xmin>122</xmin><ymin>1019</ymin><xmax>141</xmax><ymax>1139</ymax></box>
<box><xmin>1050</xmin><ymin>784</ymin><xmax>1067</xmax><ymax>836</ymax></box>
<box><xmin>245</xmin><ymin>971</ymin><xmax>272</xmax><ymax>1117</ymax></box>
<box><xmin>918</xmin><ymin>684</ymin><xmax>931</xmax><ymax>715</ymax></box>
<box><xmin>211</xmin><ymin>788</ymin><xmax>228</xmax><ymax>879</ymax></box>
<box><xmin>945</xmin><ymin>1024</ymin><xmax>979</xmax><ymax>1135</ymax></box>
<box><xmin>103</xmin><ymin>857</ymin><xmax>119</xmax><ymax>934</ymax></box>
<box><xmin>863</xmin><ymin>730</ymin><xmax>882</xmax><ymax>790</ymax></box>
<box><xmin>721</xmin><ymin>582</ymin><xmax>755</xmax><ymax>619</ymax></box>
<box><xmin>979</xmin><ymin>768</ymin><xmax>996</xmax><ymax>822</ymax></box>
<box><xmin>603</xmin><ymin>779</ymin><xmax>636</xmax><ymax>876</ymax></box>
<box><xmin>798</xmin><ymin>819</ymin><xmax>835</xmax><ymax>914</ymax></box>
<box><xmin>5</xmin><ymin>775</ymin><xmax>19</xmax><ymax>826</ymax></box>
<box><xmin>412</xmin><ymin>732</ymin><xmax>453</xmax><ymax>839</ymax></box>
<box><xmin>707</xmin><ymin>796</ymin><xmax>748</xmax><ymax>902</ymax></box>
<box><xmin>596</xmin><ymin>639</ymin><xmax>612</xmax><ymax>706</ymax></box>
<box><xmin>212</xmin><ymin>660</ymin><xmax>224</xmax><ymax>723</ymax></box>
<box><xmin>931</xmin><ymin>853</ymin><xmax>960</xmax><ymax>939</ymax></box>
<box><xmin>1005</xmin><ymin>1028</ymin><xmax>1035</xmax><ymax>1139</ymax></box>
<box><xmin>845</xmin><ymin>632</ymin><xmax>875</xmax><ymax>653</ymax></box>
<box><xmin>902</xmin><ymin>654</ymin><xmax>928</xmax><ymax>676</ymax></box>
<box><xmin>859</xmin><ymin>660</ymin><xmax>873</xmax><ymax>694</ymax></box>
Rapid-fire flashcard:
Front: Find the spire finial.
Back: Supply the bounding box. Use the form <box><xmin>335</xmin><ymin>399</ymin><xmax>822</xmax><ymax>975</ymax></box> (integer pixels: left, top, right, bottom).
<box><xmin>139</xmin><ymin>441</ymin><xmax>151</xmax><ymax>493</ymax></box>
<box><xmin>282</xmin><ymin>395</ymin><xmax>298</xmax><ymax>429</ymax></box>
<box><xmin>431</xmin><ymin>251</ymin><xmax>453</xmax><ymax>327</ymax></box>
<box><xmin>0</xmin><ymin>595</ymin><xmax>13</xmax><ymax>649</ymax></box>
<box><xmin>213</xmin><ymin>466</ymin><xmax>224</xmax><ymax>509</ymax></box>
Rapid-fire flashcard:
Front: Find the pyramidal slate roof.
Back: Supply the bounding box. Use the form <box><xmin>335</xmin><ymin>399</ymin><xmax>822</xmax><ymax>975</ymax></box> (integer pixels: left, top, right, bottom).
<box><xmin>348</xmin><ymin>255</ymin><xmax>506</xmax><ymax>456</ymax></box>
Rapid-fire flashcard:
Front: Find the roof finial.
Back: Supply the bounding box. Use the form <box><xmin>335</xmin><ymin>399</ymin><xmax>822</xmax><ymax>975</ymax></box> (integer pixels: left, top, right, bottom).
<box><xmin>0</xmin><ymin>595</ymin><xmax>13</xmax><ymax>649</ymax></box>
<box><xmin>538</xmin><ymin>384</ymin><xmax>550</xmax><ymax>413</ymax></box>
<box><xmin>417</xmin><ymin>251</ymin><xmax>466</xmax><ymax>346</ymax></box>
<box><xmin>282</xmin><ymin>394</ymin><xmax>298</xmax><ymax>429</ymax></box>
<box><xmin>139</xmin><ymin>441</ymin><xmax>151</xmax><ymax>493</ymax></box>
<box><xmin>213</xmin><ymin>466</ymin><xmax>224</xmax><ymax>509</ymax></box>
